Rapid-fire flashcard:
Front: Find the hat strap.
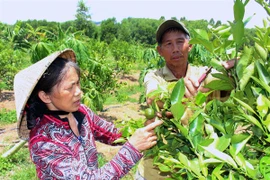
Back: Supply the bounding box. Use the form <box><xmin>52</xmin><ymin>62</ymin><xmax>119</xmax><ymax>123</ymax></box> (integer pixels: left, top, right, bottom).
<box><xmin>44</xmin><ymin>110</ymin><xmax>70</xmax><ymax>115</ymax></box>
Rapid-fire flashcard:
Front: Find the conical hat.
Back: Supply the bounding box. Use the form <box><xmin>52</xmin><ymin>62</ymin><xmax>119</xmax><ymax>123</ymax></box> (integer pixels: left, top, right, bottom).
<box><xmin>14</xmin><ymin>49</ymin><xmax>76</xmax><ymax>140</ymax></box>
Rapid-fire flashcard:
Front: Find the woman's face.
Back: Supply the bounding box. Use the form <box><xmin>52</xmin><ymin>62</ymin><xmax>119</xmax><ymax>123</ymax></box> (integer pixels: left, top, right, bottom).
<box><xmin>46</xmin><ymin>67</ymin><xmax>82</xmax><ymax>112</ymax></box>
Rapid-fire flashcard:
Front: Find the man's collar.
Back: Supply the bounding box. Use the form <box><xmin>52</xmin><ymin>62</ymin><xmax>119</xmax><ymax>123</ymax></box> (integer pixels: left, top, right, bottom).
<box><xmin>162</xmin><ymin>64</ymin><xmax>190</xmax><ymax>81</ymax></box>
<box><xmin>162</xmin><ymin>65</ymin><xmax>178</xmax><ymax>81</ymax></box>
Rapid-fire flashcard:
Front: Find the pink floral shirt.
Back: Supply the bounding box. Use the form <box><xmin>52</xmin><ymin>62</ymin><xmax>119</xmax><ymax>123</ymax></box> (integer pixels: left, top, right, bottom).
<box><xmin>29</xmin><ymin>104</ymin><xmax>143</xmax><ymax>179</ymax></box>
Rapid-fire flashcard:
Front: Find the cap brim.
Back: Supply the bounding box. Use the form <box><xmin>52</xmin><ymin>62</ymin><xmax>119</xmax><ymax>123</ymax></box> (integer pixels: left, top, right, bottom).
<box><xmin>156</xmin><ymin>20</ymin><xmax>190</xmax><ymax>43</ymax></box>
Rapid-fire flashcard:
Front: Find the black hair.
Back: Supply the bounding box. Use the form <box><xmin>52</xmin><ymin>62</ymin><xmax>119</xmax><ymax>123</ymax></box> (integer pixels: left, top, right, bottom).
<box><xmin>26</xmin><ymin>57</ymin><xmax>80</xmax><ymax>129</ymax></box>
<box><xmin>158</xmin><ymin>27</ymin><xmax>190</xmax><ymax>46</ymax></box>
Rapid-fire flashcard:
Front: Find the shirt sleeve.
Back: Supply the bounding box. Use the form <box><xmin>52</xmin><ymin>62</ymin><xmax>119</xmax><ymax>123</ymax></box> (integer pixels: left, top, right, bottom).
<box><xmin>143</xmin><ymin>70</ymin><xmax>168</xmax><ymax>96</ymax></box>
<box><xmin>143</xmin><ymin>70</ymin><xmax>160</xmax><ymax>95</ymax></box>
<box><xmin>29</xmin><ymin>137</ymin><xmax>143</xmax><ymax>179</ymax></box>
<box><xmin>82</xmin><ymin>105</ymin><xmax>123</xmax><ymax>145</ymax></box>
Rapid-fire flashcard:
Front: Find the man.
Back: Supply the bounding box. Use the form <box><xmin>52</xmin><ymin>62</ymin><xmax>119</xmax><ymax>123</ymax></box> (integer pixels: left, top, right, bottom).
<box><xmin>136</xmin><ymin>19</ymin><xmax>234</xmax><ymax>180</ymax></box>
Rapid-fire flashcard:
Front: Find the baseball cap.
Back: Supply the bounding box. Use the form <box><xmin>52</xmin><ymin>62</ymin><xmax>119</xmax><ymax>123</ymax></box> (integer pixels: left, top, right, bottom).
<box><xmin>156</xmin><ymin>19</ymin><xmax>190</xmax><ymax>44</ymax></box>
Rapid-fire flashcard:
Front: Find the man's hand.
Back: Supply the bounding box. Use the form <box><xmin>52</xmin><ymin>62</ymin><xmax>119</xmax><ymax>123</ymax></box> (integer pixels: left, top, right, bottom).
<box><xmin>221</xmin><ymin>58</ymin><xmax>239</xmax><ymax>69</ymax></box>
<box><xmin>184</xmin><ymin>76</ymin><xmax>209</xmax><ymax>98</ymax></box>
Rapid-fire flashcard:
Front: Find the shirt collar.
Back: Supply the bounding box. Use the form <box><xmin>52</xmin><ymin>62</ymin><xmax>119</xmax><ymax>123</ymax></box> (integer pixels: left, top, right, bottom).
<box><xmin>162</xmin><ymin>63</ymin><xmax>190</xmax><ymax>81</ymax></box>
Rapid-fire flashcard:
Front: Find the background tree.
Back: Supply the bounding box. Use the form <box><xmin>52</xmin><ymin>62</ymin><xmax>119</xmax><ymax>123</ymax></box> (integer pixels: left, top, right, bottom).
<box><xmin>209</xmin><ymin>18</ymin><xmax>215</xmax><ymax>25</ymax></box>
<box><xmin>100</xmin><ymin>18</ymin><xmax>119</xmax><ymax>44</ymax></box>
<box><xmin>75</xmin><ymin>0</ymin><xmax>97</xmax><ymax>38</ymax></box>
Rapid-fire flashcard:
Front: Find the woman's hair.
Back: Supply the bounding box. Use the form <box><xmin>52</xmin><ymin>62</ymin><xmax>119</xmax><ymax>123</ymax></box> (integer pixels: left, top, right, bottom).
<box><xmin>26</xmin><ymin>57</ymin><xmax>80</xmax><ymax>129</ymax></box>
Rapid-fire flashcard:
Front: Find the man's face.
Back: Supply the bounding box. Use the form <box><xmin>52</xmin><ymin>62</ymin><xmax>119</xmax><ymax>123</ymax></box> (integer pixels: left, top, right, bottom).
<box><xmin>157</xmin><ymin>30</ymin><xmax>192</xmax><ymax>67</ymax></box>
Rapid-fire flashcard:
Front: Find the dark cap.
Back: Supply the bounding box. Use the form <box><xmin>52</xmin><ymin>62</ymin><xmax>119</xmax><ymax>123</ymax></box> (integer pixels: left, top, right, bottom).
<box><xmin>156</xmin><ymin>20</ymin><xmax>190</xmax><ymax>44</ymax></box>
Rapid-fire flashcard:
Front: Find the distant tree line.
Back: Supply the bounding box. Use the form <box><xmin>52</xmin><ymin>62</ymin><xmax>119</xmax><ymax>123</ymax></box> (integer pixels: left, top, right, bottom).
<box><xmin>0</xmin><ymin>0</ymin><xmax>257</xmax><ymax>47</ymax></box>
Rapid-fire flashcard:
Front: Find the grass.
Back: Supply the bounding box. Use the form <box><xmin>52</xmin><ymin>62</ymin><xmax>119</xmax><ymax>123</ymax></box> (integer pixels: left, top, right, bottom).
<box><xmin>0</xmin><ymin>149</ymin><xmax>137</xmax><ymax>179</ymax></box>
<box><xmin>0</xmin><ymin>109</ymin><xmax>16</xmax><ymax>125</ymax></box>
<box><xmin>104</xmin><ymin>83</ymin><xmax>144</xmax><ymax>105</ymax></box>
<box><xmin>0</xmin><ymin>147</ymin><xmax>37</xmax><ymax>180</ymax></box>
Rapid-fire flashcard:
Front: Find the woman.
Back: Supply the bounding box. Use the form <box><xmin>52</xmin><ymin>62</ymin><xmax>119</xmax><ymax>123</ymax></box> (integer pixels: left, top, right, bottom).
<box><xmin>14</xmin><ymin>49</ymin><xmax>162</xmax><ymax>179</ymax></box>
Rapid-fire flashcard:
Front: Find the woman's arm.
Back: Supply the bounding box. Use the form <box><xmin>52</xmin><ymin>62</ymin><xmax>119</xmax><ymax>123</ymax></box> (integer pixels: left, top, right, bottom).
<box><xmin>29</xmin><ymin>136</ymin><xmax>142</xmax><ymax>179</ymax></box>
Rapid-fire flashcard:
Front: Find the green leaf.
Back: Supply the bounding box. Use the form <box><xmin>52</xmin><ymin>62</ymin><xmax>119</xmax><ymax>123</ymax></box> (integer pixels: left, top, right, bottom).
<box><xmin>232</xmin><ymin>134</ymin><xmax>252</xmax><ymax>155</ymax></box>
<box><xmin>233</xmin><ymin>152</ymin><xmax>246</xmax><ymax>170</ymax></box>
<box><xmin>251</xmin><ymin>76</ymin><xmax>270</xmax><ymax>93</ymax></box>
<box><xmin>217</xmin><ymin>27</ymin><xmax>231</xmax><ymax>36</ymax></box>
<box><xmin>208</xmin><ymin>118</ymin><xmax>226</xmax><ymax>134</ymax></box>
<box><xmin>260</xmin><ymin>156</ymin><xmax>270</xmax><ymax>179</ymax></box>
<box><xmin>234</xmin><ymin>0</ymin><xmax>245</xmax><ymax>21</ymax></box>
<box><xmin>236</xmin><ymin>46</ymin><xmax>253</xmax><ymax>80</ymax></box>
<box><xmin>215</xmin><ymin>135</ymin><xmax>231</xmax><ymax>152</ymax></box>
<box><xmin>243</xmin><ymin>114</ymin><xmax>264</xmax><ymax>132</ymax></box>
<box><xmin>262</xmin><ymin>114</ymin><xmax>270</xmax><ymax>132</ymax></box>
<box><xmin>245</xmin><ymin>160</ymin><xmax>257</xmax><ymax>178</ymax></box>
<box><xmin>113</xmin><ymin>137</ymin><xmax>126</xmax><ymax>144</ymax></box>
<box><xmin>210</xmin><ymin>58</ymin><xmax>224</xmax><ymax>72</ymax></box>
<box><xmin>255</xmin><ymin>60</ymin><xmax>270</xmax><ymax>85</ymax></box>
<box><xmin>231</xmin><ymin>133</ymin><xmax>250</xmax><ymax>144</ymax></box>
<box><xmin>177</xmin><ymin>152</ymin><xmax>190</xmax><ymax>167</ymax></box>
<box><xmin>243</xmin><ymin>13</ymin><xmax>255</xmax><ymax>27</ymax></box>
<box><xmin>189</xmin><ymin>114</ymin><xmax>204</xmax><ymax>137</ymax></box>
<box><xmin>255</xmin><ymin>42</ymin><xmax>268</xmax><ymax>61</ymax></box>
<box><xmin>170</xmin><ymin>78</ymin><xmax>185</xmax><ymax>105</ymax></box>
<box><xmin>257</xmin><ymin>94</ymin><xmax>270</xmax><ymax>119</ymax></box>
<box><xmin>233</xmin><ymin>97</ymin><xmax>257</xmax><ymax>115</ymax></box>
<box><xmin>189</xmin><ymin>38</ymin><xmax>214</xmax><ymax>53</ymax></box>
<box><xmin>239</xmin><ymin>62</ymin><xmax>255</xmax><ymax>90</ymax></box>
<box><xmin>195</xmin><ymin>91</ymin><xmax>207</xmax><ymax>106</ymax></box>
<box><xmin>212</xmin><ymin>164</ymin><xmax>225</xmax><ymax>179</ymax></box>
<box><xmin>211</xmin><ymin>73</ymin><xmax>233</xmax><ymax>83</ymax></box>
<box><xmin>157</xmin><ymin>163</ymin><xmax>171</xmax><ymax>172</ymax></box>
<box><xmin>201</xmin><ymin>145</ymin><xmax>238</xmax><ymax>168</ymax></box>
<box><xmin>204</xmin><ymin>80</ymin><xmax>234</xmax><ymax>91</ymax></box>
<box><xmin>232</xmin><ymin>21</ymin><xmax>245</xmax><ymax>46</ymax></box>
<box><xmin>194</xmin><ymin>29</ymin><xmax>209</xmax><ymax>40</ymax></box>
<box><xmin>171</xmin><ymin>119</ymin><xmax>188</xmax><ymax>137</ymax></box>
<box><xmin>170</xmin><ymin>102</ymin><xmax>185</xmax><ymax>121</ymax></box>
<box><xmin>189</xmin><ymin>159</ymin><xmax>203</xmax><ymax>177</ymax></box>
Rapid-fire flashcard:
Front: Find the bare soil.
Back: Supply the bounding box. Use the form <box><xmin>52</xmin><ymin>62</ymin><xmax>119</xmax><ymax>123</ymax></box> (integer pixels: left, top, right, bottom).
<box><xmin>0</xmin><ymin>71</ymin><xmax>145</xmax><ymax>161</ymax></box>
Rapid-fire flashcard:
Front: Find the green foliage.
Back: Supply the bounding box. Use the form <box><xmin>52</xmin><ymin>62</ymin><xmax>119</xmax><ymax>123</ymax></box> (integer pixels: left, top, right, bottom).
<box><xmin>188</xmin><ymin>44</ymin><xmax>214</xmax><ymax>66</ymax></box>
<box><xmin>109</xmin><ymin>40</ymin><xmax>144</xmax><ymax>75</ymax></box>
<box><xmin>105</xmin><ymin>82</ymin><xmax>144</xmax><ymax>105</ymax></box>
<box><xmin>75</xmin><ymin>0</ymin><xmax>97</xmax><ymax>38</ymax></box>
<box><xmin>1</xmin><ymin>21</ymin><xmax>31</xmax><ymax>51</ymax></box>
<box><xmin>118</xmin><ymin>18</ymin><xmax>160</xmax><ymax>45</ymax></box>
<box><xmin>8</xmin><ymin>163</ymin><xmax>37</xmax><ymax>180</ymax></box>
<box><xmin>0</xmin><ymin>148</ymin><xmax>34</xmax><ymax>178</ymax></box>
<box><xmin>0</xmin><ymin>157</ymin><xmax>15</xmax><ymax>174</ymax></box>
<box><xmin>0</xmin><ymin>44</ymin><xmax>31</xmax><ymax>89</ymax></box>
<box><xmin>97</xmin><ymin>153</ymin><xmax>107</xmax><ymax>167</ymax></box>
<box><xmin>0</xmin><ymin>109</ymin><xmax>16</xmax><ymax>125</ymax></box>
<box><xmin>100</xmin><ymin>18</ymin><xmax>119</xmax><ymax>44</ymax></box>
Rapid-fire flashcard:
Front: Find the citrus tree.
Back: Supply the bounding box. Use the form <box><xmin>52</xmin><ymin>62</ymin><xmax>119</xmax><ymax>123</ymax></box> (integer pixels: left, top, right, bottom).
<box><xmin>136</xmin><ymin>0</ymin><xmax>270</xmax><ymax>179</ymax></box>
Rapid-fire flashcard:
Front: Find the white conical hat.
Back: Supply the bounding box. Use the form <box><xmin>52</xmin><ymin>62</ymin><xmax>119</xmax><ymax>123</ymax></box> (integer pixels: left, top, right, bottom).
<box><xmin>14</xmin><ymin>49</ymin><xmax>76</xmax><ymax>140</ymax></box>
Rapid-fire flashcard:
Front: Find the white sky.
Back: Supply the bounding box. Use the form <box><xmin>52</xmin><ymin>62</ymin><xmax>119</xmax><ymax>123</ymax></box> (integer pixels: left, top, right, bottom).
<box><xmin>0</xmin><ymin>0</ymin><xmax>268</xmax><ymax>28</ymax></box>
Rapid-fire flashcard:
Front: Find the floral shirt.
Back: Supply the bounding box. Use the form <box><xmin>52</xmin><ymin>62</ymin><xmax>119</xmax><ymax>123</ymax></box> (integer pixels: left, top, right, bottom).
<box><xmin>29</xmin><ymin>104</ymin><xmax>143</xmax><ymax>180</ymax></box>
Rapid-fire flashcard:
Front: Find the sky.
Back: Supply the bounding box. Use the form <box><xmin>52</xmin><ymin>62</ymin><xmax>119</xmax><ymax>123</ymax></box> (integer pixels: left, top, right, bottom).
<box><xmin>0</xmin><ymin>0</ymin><xmax>268</xmax><ymax>28</ymax></box>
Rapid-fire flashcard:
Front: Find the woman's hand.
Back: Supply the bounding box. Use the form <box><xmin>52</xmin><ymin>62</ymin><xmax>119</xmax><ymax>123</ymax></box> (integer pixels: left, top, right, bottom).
<box><xmin>128</xmin><ymin>120</ymin><xmax>163</xmax><ymax>152</ymax></box>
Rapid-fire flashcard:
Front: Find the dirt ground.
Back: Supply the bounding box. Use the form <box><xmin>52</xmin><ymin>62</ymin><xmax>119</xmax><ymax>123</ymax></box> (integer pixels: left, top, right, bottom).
<box><xmin>0</xmin><ymin>71</ymin><xmax>145</xmax><ymax>160</ymax></box>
